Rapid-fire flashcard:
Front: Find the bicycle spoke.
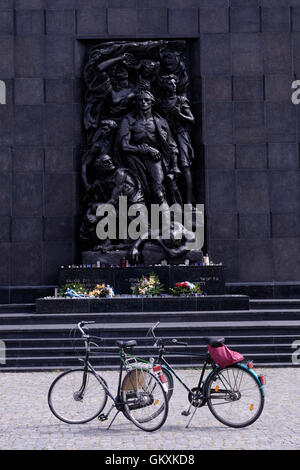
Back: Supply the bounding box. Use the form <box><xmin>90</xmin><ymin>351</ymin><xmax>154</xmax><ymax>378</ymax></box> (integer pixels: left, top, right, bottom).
<box><xmin>48</xmin><ymin>370</ymin><xmax>107</xmax><ymax>424</ymax></box>
<box><xmin>121</xmin><ymin>369</ymin><xmax>168</xmax><ymax>432</ymax></box>
<box><xmin>207</xmin><ymin>365</ymin><xmax>264</xmax><ymax>428</ymax></box>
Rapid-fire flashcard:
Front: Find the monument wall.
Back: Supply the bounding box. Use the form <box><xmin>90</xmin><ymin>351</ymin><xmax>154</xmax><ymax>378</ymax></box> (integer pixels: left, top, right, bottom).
<box><xmin>0</xmin><ymin>0</ymin><xmax>299</xmax><ymax>299</ymax></box>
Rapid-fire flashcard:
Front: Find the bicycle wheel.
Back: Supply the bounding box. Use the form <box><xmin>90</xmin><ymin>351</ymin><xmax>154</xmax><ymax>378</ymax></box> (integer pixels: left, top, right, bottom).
<box><xmin>206</xmin><ymin>364</ymin><xmax>264</xmax><ymax>428</ymax></box>
<box><xmin>121</xmin><ymin>369</ymin><xmax>168</xmax><ymax>432</ymax></box>
<box><xmin>48</xmin><ymin>369</ymin><xmax>108</xmax><ymax>424</ymax></box>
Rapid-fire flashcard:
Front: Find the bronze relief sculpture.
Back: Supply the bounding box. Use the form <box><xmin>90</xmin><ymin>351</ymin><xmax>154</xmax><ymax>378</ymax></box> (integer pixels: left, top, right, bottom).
<box><xmin>81</xmin><ymin>40</ymin><xmax>201</xmax><ymax>264</ymax></box>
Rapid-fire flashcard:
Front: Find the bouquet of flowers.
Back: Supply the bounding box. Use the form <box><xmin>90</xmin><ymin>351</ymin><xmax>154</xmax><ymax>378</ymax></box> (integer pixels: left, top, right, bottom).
<box><xmin>131</xmin><ymin>273</ymin><xmax>164</xmax><ymax>296</ymax></box>
<box><xmin>88</xmin><ymin>284</ymin><xmax>115</xmax><ymax>298</ymax></box>
<box><xmin>59</xmin><ymin>283</ymin><xmax>88</xmax><ymax>298</ymax></box>
<box><xmin>169</xmin><ymin>281</ymin><xmax>204</xmax><ymax>296</ymax></box>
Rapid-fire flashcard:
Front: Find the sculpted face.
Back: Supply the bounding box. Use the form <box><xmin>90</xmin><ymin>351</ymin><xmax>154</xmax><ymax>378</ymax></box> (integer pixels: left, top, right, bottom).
<box><xmin>95</xmin><ymin>154</ymin><xmax>115</xmax><ymax>172</ymax></box>
<box><xmin>161</xmin><ymin>75</ymin><xmax>177</xmax><ymax>93</ymax></box>
<box><xmin>137</xmin><ymin>96</ymin><xmax>152</xmax><ymax>112</ymax></box>
<box><xmin>112</xmin><ymin>65</ymin><xmax>129</xmax><ymax>88</ymax></box>
<box><xmin>97</xmin><ymin>120</ymin><xmax>117</xmax><ymax>138</ymax></box>
<box><xmin>136</xmin><ymin>91</ymin><xmax>154</xmax><ymax>112</ymax></box>
<box><xmin>140</xmin><ymin>60</ymin><xmax>159</xmax><ymax>77</ymax></box>
<box><xmin>161</xmin><ymin>50</ymin><xmax>180</xmax><ymax>70</ymax></box>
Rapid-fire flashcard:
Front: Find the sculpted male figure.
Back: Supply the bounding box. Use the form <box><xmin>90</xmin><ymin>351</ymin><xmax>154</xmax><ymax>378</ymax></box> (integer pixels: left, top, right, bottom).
<box><xmin>81</xmin><ymin>119</ymin><xmax>117</xmax><ymax>192</ymax></box>
<box><xmin>118</xmin><ymin>90</ymin><xmax>180</xmax><ymax>206</ymax></box>
<box><xmin>80</xmin><ymin>153</ymin><xmax>144</xmax><ymax>250</ymax></box>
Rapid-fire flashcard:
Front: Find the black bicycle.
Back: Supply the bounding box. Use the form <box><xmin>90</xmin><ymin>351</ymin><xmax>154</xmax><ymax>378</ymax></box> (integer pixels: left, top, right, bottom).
<box><xmin>148</xmin><ymin>322</ymin><xmax>265</xmax><ymax>428</ymax></box>
<box><xmin>48</xmin><ymin>321</ymin><xmax>168</xmax><ymax>432</ymax></box>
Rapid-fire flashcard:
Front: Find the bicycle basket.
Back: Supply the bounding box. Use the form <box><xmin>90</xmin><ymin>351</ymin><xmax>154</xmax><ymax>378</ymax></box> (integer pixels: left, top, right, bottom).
<box><xmin>208</xmin><ymin>344</ymin><xmax>244</xmax><ymax>368</ymax></box>
<box><xmin>124</xmin><ymin>355</ymin><xmax>152</xmax><ymax>371</ymax></box>
<box><xmin>122</xmin><ymin>369</ymin><xmax>147</xmax><ymax>391</ymax></box>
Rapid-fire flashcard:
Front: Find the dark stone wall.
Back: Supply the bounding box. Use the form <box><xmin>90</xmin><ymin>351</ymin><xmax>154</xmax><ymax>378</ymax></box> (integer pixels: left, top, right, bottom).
<box><xmin>0</xmin><ymin>0</ymin><xmax>299</xmax><ymax>287</ymax></box>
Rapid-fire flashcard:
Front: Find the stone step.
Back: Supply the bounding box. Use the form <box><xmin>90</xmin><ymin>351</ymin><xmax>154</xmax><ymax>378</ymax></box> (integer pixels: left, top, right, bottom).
<box><xmin>0</xmin><ymin>304</ymin><xmax>35</xmax><ymax>314</ymax></box>
<box><xmin>0</xmin><ymin>321</ymin><xmax>300</xmax><ymax>346</ymax></box>
<box><xmin>0</xmin><ymin>286</ymin><xmax>56</xmax><ymax>305</ymax></box>
<box><xmin>250</xmin><ymin>299</ymin><xmax>300</xmax><ymax>310</ymax></box>
<box><xmin>3</xmin><ymin>333</ymin><xmax>300</xmax><ymax>348</ymax></box>
<box><xmin>1</xmin><ymin>308</ymin><xmax>300</xmax><ymax>325</ymax></box>
<box><xmin>1</xmin><ymin>300</ymin><xmax>299</xmax><ymax>369</ymax></box>
<box><xmin>0</xmin><ymin>351</ymin><xmax>295</xmax><ymax>369</ymax></box>
<box><xmin>3</xmin><ymin>342</ymin><xmax>295</xmax><ymax>358</ymax></box>
<box><xmin>2</xmin><ymin>362</ymin><xmax>298</xmax><ymax>372</ymax></box>
<box><xmin>226</xmin><ymin>284</ymin><xmax>300</xmax><ymax>299</ymax></box>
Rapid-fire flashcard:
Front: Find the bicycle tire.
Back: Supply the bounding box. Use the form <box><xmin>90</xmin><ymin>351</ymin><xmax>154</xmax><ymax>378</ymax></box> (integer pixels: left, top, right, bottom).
<box><xmin>121</xmin><ymin>369</ymin><xmax>168</xmax><ymax>432</ymax></box>
<box><xmin>121</xmin><ymin>369</ymin><xmax>159</xmax><ymax>423</ymax></box>
<box><xmin>121</xmin><ymin>366</ymin><xmax>173</xmax><ymax>421</ymax></box>
<box><xmin>48</xmin><ymin>369</ymin><xmax>108</xmax><ymax>424</ymax></box>
<box><xmin>206</xmin><ymin>364</ymin><xmax>264</xmax><ymax>428</ymax></box>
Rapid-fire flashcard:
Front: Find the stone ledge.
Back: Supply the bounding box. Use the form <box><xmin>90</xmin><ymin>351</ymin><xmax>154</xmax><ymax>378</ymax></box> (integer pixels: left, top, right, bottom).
<box><xmin>36</xmin><ymin>294</ymin><xmax>249</xmax><ymax>314</ymax></box>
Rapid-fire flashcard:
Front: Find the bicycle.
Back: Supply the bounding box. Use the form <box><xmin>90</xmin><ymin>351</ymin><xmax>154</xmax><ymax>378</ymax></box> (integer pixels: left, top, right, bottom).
<box><xmin>147</xmin><ymin>322</ymin><xmax>265</xmax><ymax>428</ymax></box>
<box><xmin>48</xmin><ymin>321</ymin><xmax>168</xmax><ymax>432</ymax></box>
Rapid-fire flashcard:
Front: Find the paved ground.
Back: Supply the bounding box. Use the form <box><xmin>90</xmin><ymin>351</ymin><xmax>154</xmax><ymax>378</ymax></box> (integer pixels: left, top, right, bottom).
<box><xmin>0</xmin><ymin>367</ymin><xmax>299</xmax><ymax>450</ymax></box>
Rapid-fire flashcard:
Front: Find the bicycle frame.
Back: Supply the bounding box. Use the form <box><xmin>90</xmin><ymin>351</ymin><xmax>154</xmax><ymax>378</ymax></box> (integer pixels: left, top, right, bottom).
<box><xmin>77</xmin><ymin>337</ymin><xmax>115</xmax><ymax>404</ymax></box>
<box><xmin>156</xmin><ymin>345</ymin><xmax>216</xmax><ymax>397</ymax></box>
<box><xmin>147</xmin><ymin>322</ymin><xmax>217</xmax><ymax>397</ymax></box>
<box><xmin>78</xmin><ymin>334</ymin><xmax>153</xmax><ymax>416</ymax></box>
<box><xmin>147</xmin><ymin>324</ymin><xmax>265</xmax><ymax>428</ymax></box>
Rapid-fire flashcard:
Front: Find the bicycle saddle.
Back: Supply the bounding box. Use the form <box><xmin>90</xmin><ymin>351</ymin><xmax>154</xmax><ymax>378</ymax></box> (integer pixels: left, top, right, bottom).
<box><xmin>116</xmin><ymin>340</ymin><xmax>137</xmax><ymax>349</ymax></box>
<box><xmin>205</xmin><ymin>337</ymin><xmax>225</xmax><ymax>348</ymax></box>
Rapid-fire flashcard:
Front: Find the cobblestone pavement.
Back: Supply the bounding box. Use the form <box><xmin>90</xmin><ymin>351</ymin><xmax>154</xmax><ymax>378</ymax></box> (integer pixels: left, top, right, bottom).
<box><xmin>0</xmin><ymin>367</ymin><xmax>299</xmax><ymax>450</ymax></box>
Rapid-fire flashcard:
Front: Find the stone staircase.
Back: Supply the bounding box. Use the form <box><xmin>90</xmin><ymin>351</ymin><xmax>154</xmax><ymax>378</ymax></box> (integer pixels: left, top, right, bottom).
<box><xmin>0</xmin><ymin>299</ymin><xmax>300</xmax><ymax>371</ymax></box>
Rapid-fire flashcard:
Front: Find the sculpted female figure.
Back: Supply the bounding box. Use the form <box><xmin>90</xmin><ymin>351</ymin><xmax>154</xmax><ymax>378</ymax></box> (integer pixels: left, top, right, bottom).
<box><xmin>84</xmin><ymin>52</ymin><xmax>135</xmax><ymax>144</ymax></box>
<box><xmin>158</xmin><ymin>74</ymin><xmax>195</xmax><ymax>205</ymax></box>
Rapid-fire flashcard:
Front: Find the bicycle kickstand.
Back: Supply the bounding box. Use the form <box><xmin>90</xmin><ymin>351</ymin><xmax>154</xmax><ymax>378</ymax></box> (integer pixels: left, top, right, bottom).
<box><xmin>106</xmin><ymin>409</ymin><xmax>120</xmax><ymax>431</ymax></box>
<box><xmin>185</xmin><ymin>405</ymin><xmax>199</xmax><ymax>429</ymax></box>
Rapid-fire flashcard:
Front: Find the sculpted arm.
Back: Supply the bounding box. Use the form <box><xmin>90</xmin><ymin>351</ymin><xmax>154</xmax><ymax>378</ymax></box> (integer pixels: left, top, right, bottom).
<box><xmin>107</xmin><ymin>170</ymin><xmax>126</xmax><ymax>205</ymax></box>
<box><xmin>120</xmin><ymin>119</ymin><xmax>157</xmax><ymax>157</ymax></box>
<box><xmin>173</xmin><ymin>99</ymin><xmax>194</xmax><ymax>124</ymax></box>
<box><xmin>96</xmin><ymin>53</ymin><xmax>129</xmax><ymax>73</ymax></box>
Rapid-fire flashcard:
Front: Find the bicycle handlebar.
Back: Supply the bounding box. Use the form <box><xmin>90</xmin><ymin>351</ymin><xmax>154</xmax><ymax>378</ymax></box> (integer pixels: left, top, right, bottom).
<box><xmin>150</xmin><ymin>322</ymin><xmax>188</xmax><ymax>347</ymax></box>
<box><xmin>171</xmin><ymin>338</ymin><xmax>188</xmax><ymax>346</ymax></box>
<box><xmin>77</xmin><ymin>321</ymin><xmax>103</xmax><ymax>343</ymax></box>
<box><xmin>78</xmin><ymin>321</ymin><xmax>93</xmax><ymax>336</ymax></box>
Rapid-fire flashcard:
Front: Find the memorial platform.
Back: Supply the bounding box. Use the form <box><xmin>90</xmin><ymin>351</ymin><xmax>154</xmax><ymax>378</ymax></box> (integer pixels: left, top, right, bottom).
<box><xmin>58</xmin><ymin>265</ymin><xmax>226</xmax><ymax>295</ymax></box>
<box><xmin>36</xmin><ymin>294</ymin><xmax>249</xmax><ymax>314</ymax></box>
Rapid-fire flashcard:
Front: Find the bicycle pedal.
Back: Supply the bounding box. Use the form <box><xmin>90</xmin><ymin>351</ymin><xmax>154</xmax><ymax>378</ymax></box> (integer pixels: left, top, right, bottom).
<box><xmin>97</xmin><ymin>414</ymin><xmax>108</xmax><ymax>422</ymax></box>
<box><xmin>181</xmin><ymin>410</ymin><xmax>190</xmax><ymax>417</ymax></box>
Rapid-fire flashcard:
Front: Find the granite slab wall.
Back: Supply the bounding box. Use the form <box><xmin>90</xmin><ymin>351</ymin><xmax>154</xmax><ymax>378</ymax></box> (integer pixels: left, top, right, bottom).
<box><xmin>0</xmin><ymin>0</ymin><xmax>299</xmax><ymax>290</ymax></box>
